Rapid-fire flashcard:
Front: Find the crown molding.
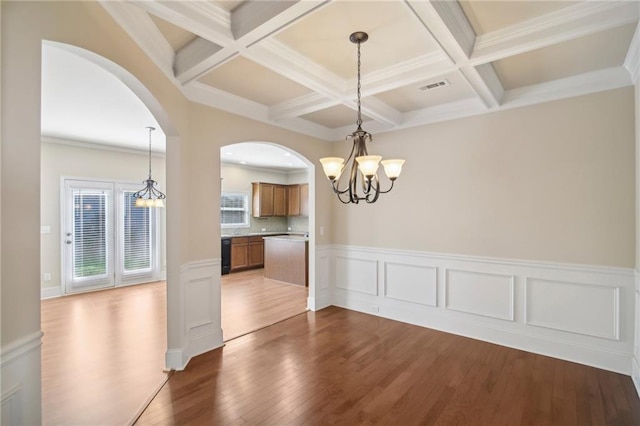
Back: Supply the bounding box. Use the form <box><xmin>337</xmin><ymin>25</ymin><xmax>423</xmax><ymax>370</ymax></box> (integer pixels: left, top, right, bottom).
<box><xmin>183</xmin><ymin>81</ymin><xmax>334</xmax><ymax>141</ymax></box>
<box><xmin>42</xmin><ymin>136</ymin><xmax>166</xmax><ymax>156</ymax></box>
<box><xmin>472</xmin><ymin>1</ymin><xmax>640</xmax><ymax>64</ymax></box>
<box><xmin>501</xmin><ymin>66</ymin><xmax>632</xmax><ymax>109</ymax></box>
<box><xmin>624</xmin><ymin>22</ymin><xmax>640</xmax><ymax>84</ymax></box>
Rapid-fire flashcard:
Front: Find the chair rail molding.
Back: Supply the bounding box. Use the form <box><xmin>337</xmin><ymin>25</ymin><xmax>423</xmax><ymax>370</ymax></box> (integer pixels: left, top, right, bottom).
<box><xmin>1</xmin><ymin>331</ymin><xmax>44</xmax><ymax>425</ymax></box>
<box><xmin>326</xmin><ymin>244</ymin><xmax>635</xmax><ymax>375</ymax></box>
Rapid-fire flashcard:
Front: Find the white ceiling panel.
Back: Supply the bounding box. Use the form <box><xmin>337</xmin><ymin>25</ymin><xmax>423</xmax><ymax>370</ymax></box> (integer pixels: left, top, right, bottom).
<box><xmin>42</xmin><ymin>1</ymin><xmax>638</xmax><ymax>148</ymax></box>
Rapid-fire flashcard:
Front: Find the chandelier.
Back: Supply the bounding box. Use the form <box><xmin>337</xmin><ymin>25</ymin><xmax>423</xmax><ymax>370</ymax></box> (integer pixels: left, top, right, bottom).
<box><xmin>320</xmin><ymin>31</ymin><xmax>405</xmax><ymax>204</ymax></box>
<box><xmin>134</xmin><ymin>126</ymin><xmax>166</xmax><ymax>208</ymax></box>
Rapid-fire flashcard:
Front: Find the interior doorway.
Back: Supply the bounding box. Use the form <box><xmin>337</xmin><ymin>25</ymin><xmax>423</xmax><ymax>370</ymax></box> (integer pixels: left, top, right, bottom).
<box><xmin>219</xmin><ymin>142</ymin><xmax>315</xmax><ymax>341</ymax></box>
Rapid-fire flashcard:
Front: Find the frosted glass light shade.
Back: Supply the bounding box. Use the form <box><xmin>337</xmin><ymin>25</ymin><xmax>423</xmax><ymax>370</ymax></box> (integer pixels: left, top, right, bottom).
<box><xmin>355</xmin><ymin>155</ymin><xmax>381</xmax><ymax>178</ymax></box>
<box><xmin>135</xmin><ymin>197</ymin><xmax>165</xmax><ymax>208</ymax></box>
<box><xmin>320</xmin><ymin>157</ymin><xmax>345</xmax><ymax>180</ymax></box>
<box><xmin>381</xmin><ymin>159</ymin><xmax>405</xmax><ymax>180</ymax></box>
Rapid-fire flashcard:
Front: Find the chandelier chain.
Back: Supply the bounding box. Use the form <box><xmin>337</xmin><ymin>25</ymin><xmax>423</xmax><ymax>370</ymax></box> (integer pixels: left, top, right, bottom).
<box><xmin>147</xmin><ymin>126</ymin><xmax>154</xmax><ymax>178</ymax></box>
<box><xmin>356</xmin><ymin>39</ymin><xmax>362</xmax><ymax>128</ymax></box>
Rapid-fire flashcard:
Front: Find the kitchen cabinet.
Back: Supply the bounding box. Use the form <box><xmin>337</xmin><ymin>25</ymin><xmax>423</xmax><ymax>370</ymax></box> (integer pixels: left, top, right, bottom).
<box><xmin>231</xmin><ymin>236</ymin><xmax>264</xmax><ymax>272</ymax></box>
<box><xmin>274</xmin><ymin>185</ymin><xmax>287</xmax><ymax>216</ymax></box>
<box><xmin>300</xmin><ymin>184</ymin><xmax>309</xmax><ymax>216</ymax></box>
<box><xmin>252</xmin><ymin>183</ymin><xmax>274</xmax><ymax>217</ymax></box>
<box><xmin>252</xmin><ymin>182</ymin><xmax>287</xmax><ymax>217</ymax></box>
<box><xmin>287</xmin><ymin>185</ymin><xmax>300</xmax><ymax>216</ymax></box>
<box><xmin>248</xmin><ymin>236</ymin><xmax>264</xmax><ymax>267</ymax></box>
<box><xmin>230</xmin><ymin>237</ymin><xmax>249</xmax><ymax>271</ymax></box>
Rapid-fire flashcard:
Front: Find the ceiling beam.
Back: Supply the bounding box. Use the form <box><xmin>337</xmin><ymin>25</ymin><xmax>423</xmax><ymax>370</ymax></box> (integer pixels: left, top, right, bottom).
<box><xmin>174</xmin><ymin>37</ymin><xmax>224</xmax><ymax>80</ymax></box>
<box><xmin>624</xmin><ymin>21</ymin><xmax>640</xmax><ymax>84</ymax></box>
<box><xmin>406</xmin><ymin>0</ymin><xmax>502</xmax><ymax>108</ymax></box>
<box><xmin>471</xmin><ymin>1</ymin><xmax>640</xmax><ymax>65</ymax></box>
<box><xmin>98</xmin><ymin>1</ymin><xmax>175</xmax><ymax>82</ymax></box>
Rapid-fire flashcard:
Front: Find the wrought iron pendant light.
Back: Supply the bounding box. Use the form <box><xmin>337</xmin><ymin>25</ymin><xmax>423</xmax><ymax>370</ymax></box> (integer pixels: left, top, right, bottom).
<box><xmin>134</xmin><ymin>126</ymin><xmax>166</xmax><ymax>208</ymax></box>
<box><xmin>320</xmin><ymin>31</ymin><xmax>405</xmax><ymax>204</ymax></box>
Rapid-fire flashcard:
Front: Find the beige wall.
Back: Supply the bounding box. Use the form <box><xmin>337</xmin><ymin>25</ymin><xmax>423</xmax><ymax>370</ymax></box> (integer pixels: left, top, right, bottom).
<box><xmin>331</xmin><ymin>87</ymin><xmax>636</xmax><ymax>268</ymax></box>
<box><xmin>40</xmin><ymin>141</ymin><xmax>167</xmax><ymax>293</ymax></box>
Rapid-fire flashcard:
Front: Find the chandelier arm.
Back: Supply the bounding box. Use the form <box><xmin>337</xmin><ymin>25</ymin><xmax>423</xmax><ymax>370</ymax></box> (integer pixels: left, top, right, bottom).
<box><xmin>377</xmin><ymin>179</ymin><xmax>396</xmax><ymax>194</ymax></box>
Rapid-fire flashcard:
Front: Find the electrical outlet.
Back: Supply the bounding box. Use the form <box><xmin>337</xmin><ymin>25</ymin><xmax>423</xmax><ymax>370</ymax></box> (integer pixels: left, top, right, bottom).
<box><xmin>261</xmin><ymin>228</ymin><xmax>266</xmax><ymax>232</ymax></box>
<box><xmin>371</xmin><ymin>305</ymin><xmax>380</xmax><ymax>313</ymax></box>
<box><xmin>43</xmin><ymin>273</ymin><xmax>51</xmax><ymax>282</ymax></box>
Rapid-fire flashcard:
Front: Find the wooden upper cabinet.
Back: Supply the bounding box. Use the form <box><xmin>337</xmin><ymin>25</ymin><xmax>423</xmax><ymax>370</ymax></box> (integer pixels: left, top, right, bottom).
<box><xmin>252</xmin><ymin>183</ymin><xmax>274</xmax><ymax>217</ymax></box>
<box><xmin>253</xmin><ymin>182</ymin><xmax>309</xmax><ymax>217</ymax></box>
<box><xmin>300</xmin><ymin>184</ymin><xmax>309</xmax><ymax>217</ymax></box>
<box><xmin>273</xmin><ymin>185</ymin><xmax>287</xmax><ymax>217</ymax></box>
<box><xmin>287</xmin><ymin>185</ymin><xmax>300</xmax><ymax>216</ymax></box>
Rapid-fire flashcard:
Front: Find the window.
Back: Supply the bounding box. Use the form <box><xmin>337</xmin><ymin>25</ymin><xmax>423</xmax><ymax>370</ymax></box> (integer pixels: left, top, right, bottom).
<box><xmin>221</xmin><ymin>192</ymin><xmax>250</xmax><ymax>228</ymax></box>
<box><xmin>122</xmin><ymin>191</ymin><xmax>152</xmax><ymax>274</ymax></box>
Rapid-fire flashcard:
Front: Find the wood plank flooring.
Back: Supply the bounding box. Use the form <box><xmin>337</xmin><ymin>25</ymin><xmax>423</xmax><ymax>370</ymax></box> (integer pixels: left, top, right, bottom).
<box><xmin>221</xmin><ymin>268</ymin><xmax>308</xmax><ymax>341</ymax></box>
<box><xmin>41</xmin><ymin>269</ymin><xmax>307</xmax><ymax>425</ymax></box>
<box><xmin>135</xmin><ymin>306</ymin><xmax>640</xmax><ymax>426</ymax></box>
<box><xmin>41</xmin><ymin>282</ymin><xmax>169</xmax><ymax>426</ymax></box>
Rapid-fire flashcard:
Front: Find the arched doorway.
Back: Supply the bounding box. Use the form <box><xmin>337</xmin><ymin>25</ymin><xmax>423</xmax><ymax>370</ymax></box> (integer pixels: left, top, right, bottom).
<box><xmin>220</xmin><ymin>142</ymin><xmax>317</xmax><ymax>340</ymax></box>
<box><xmin>39</xmin><ymin>41</ymin><xmax>178</xmax><ymax>425</ymax></box>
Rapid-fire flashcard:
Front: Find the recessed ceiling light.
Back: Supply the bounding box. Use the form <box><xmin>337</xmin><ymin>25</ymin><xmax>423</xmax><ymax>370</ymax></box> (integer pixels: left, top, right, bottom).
<box><xmin>240</xmin><ymin>161</ymin><xmax>247</xmax><ymax>164</ymax></box>
<box><xmin>284</xmin><ymin>152</ymin><xmax>291</xmax><ymax>157</ymax></box>
<box><xmin>225</xmin><ymin>151</ymin><xmax>233</xmax><ymax>155</ymax></box>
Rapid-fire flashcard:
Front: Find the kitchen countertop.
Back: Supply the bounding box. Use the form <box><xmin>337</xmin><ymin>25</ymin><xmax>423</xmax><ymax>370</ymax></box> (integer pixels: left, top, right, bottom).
<box><xmin>262</xmin><ymin>235</ymin><xmax>309</xmax><ymax>242</ymax></box>
<box><xmin>221</xmin><ymin>231</ymin><xmax>307</xmax><ymax>239</ymax></box>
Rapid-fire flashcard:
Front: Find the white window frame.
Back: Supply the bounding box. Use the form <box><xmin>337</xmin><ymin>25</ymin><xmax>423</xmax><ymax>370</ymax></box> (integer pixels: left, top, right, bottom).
<box><xmin>220</xmin><ymin>192</ymin><xmax>250</xmax><ymax>229</ymax></box>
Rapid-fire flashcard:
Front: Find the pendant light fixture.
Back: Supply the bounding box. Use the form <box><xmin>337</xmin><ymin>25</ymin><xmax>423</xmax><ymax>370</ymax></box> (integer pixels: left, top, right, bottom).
<box><xmin>320</xmin><ymin>31</ymin><xmax>405</xmax><ymax>204</ymax></box>
<box><xmin>134</xmin><ymin>126</ymin><xmax>166</xmax><ymax>208</ymax></box>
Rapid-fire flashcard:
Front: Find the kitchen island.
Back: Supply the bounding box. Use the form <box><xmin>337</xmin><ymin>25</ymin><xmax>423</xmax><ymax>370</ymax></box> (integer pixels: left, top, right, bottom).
<box><xmin>263</xmin><ymin>235</ymin><xmax>308</xmax><ymax>286</ymax></box>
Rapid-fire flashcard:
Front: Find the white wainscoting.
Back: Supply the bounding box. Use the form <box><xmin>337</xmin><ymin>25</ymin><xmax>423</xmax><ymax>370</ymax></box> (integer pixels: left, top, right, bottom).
<box><xmin>329</xmin><ymin>245</ymin><xmax>635</xmax><ymax>375</ymax></box>
<box><xmin>166</xmin><ymin>259</ymin><xmax>223</xmax><ymax>371</ymax></box>
<box><xmin>633</xmin><ymin>269</ymin><xmax>640</xmax><ymax>397</ymax></box>
<box><xmin>1</xmin><ymin>331</ymin><xmax>43</xmax><ymax>425</ymax></box>
<box><xmin>310</xmin><ymin>246</ymin><xmax>332</xmax><ymax>311</ymax></box>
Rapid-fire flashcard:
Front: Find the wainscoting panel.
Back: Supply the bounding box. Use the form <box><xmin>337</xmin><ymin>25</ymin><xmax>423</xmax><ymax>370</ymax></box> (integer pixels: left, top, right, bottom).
<box><xmin>326</xmin><ymin>245</ymin><xmax>635</xmax><ymax>375</ymax></box>
<box><xmin>0</xmin><ymin>331</ymin><xmax>43</xmax><ymax>425</ymax></box>
<box><xmin>445</xmin><ymin>269</ymin><xmax>514</xmax><ymax>321</ymax></box>
<box><xmin>168</xmin><ymin>259</ymin><xmax>223</xmax><ymax>371</ymax></box>
<box><xmin>384</xmin><ymin>262</ymin><xmax>437</xmax><ymax>307</ymax></box>
<box><xmin>335</xmin><ymin>256</ymin><xmax>378</xmax><ymax>296</ymax></box>
<box><xmin>525</xmin><ymin>278</ymin><xmax>619</xmax><ymax>340</ymax></box>
<box><xmin>185</xmin><ymin>277</ymin><xmax>214</xmax><ymax>331</ymax></box>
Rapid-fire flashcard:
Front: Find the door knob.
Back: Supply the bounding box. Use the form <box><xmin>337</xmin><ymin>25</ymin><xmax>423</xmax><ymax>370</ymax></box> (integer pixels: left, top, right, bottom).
<box><xmin>66</xmin><ymin>240</ymin><xmax>72</xmax><ymax>244</ymax></box>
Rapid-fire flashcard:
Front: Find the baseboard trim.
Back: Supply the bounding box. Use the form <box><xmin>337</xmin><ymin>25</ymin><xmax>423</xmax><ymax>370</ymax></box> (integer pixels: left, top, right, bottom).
<box><xmin>632</xmin><ymin>356</ymin><xmax>640</xmax><ymax>398</ymax></box>
<box><xmin>40</xmin><ymin>286</ymin><xmax>61</xmax><ymax>299</ymax></box>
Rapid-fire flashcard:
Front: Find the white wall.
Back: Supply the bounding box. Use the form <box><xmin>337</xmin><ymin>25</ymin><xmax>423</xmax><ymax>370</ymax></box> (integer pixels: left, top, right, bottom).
<box><xmin>40</xmin><ymin>140</ymin><xmax>167</xmax><ymax>298</ymax></box>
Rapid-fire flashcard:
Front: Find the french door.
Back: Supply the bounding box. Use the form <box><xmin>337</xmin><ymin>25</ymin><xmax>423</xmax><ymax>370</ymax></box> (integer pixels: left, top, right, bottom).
<box><xmin>63</xmin><ymin>179</ymin><xmax>158</xmax><ymax>294</ymax></box>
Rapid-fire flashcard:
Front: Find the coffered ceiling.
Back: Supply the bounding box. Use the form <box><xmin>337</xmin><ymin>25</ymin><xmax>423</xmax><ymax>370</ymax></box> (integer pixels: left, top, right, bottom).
<box><xmin>99</xmin><ymin>0</ymin><xmax>639</xmax><ymax>142</ymax></box>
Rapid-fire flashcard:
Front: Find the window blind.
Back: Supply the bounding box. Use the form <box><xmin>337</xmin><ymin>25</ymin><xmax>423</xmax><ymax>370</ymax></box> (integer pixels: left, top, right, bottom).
<box><xmin>220</xmin><ymin>193</ymin><xmax>249</xmax><ymax>226</ymax></box>
<box><xmin>123</xmin><ymin>191</ymin><xmax>152</xmax><ymax>272</ymax></box>
<box><xmin>73</xmin><ymin>190</ymin><xmax>108</xmax><ymax>278</ymax></box>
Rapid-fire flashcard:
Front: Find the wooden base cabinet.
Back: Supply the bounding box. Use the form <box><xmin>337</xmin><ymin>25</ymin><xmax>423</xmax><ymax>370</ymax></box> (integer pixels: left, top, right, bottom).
<box><xmin>231</xmin><ymin>236</ymin><xmax>264</xmax><ymax>272</ymax></box>
<box><xmin>248</xmin><ymin>236</ymin><xmax>264</xmax><ymax>268</ymax></box>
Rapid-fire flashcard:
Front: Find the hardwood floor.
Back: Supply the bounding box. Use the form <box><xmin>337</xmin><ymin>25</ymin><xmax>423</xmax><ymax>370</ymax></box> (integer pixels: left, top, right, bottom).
<box><xmin>41</xmin><ymin>282</ymin><xmax>169</xmax><ymax>426</ymax></box>
<box><xmin>221</xmin><ymin>268</ymin><xmax>308</xmax><ymax>341</ymax></box>
<box><xmin>40</xmin><ymin>269</ymin><xmax>307</xmax><ymax>425</ymax></box>
<box><xmin>135</xmin><ymin>307</ymin><xmax>640</xmax><ymax>426</ymax></box>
